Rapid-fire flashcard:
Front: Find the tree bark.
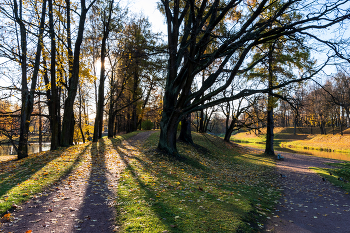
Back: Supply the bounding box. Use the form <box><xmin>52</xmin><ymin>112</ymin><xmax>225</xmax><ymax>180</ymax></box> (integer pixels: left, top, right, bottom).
<box><xmin>158</xmin><ymin>114</ymin><xmax>180</xmax><ymax>156</ymax></box>
<box><xmin>178</xmin><ymin>113</ymin><xmax>193</xmax><ymax>144</ymax></box>
<box><xmin>93</xmin><ymin>0</ymin><xmax>113</xmax><ymax>141</ymax></box>
<box><xmin>61</xmin><ymin>1</ymin><xmax>91</xmax><ymax>146</ymax></box>
<box><xmin>15</xmin><ymin>0</ymin><xmax>46</xmax><ymax>159</ymax></box>
<box><xmin>265</xmin><ymin>45</ymin><xmax>275</xmax><ymax>156</ymax></box>
<box><xmin>48</xmin><ymin>0</ymin><xmax>59</xmax><ymax>150</ymax></box>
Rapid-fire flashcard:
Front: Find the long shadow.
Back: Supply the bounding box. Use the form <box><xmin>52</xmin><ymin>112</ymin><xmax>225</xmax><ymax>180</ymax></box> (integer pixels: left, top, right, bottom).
<box><xmin>0</xmin><ymin>147</ymin><xmax>70</xmax><ymax>213</ymax></box>
<box><xmin>74</xmin><ymin>139</ymin><xmax>115</xmax><ymax>233</ymax></box>
<box><xmin>111</xmin><ymin>135</ymin><xmax>255</xmax><ymax>232</ymax></box>
<box><xmin>0</xmin><ymin>144</ymin><xmax>90</xmax><ymax>232</ymax></box>
<box><xmin>111</xmin><ymin>138</ymin><xmax>185</xmax><ymax>231</ymax></box>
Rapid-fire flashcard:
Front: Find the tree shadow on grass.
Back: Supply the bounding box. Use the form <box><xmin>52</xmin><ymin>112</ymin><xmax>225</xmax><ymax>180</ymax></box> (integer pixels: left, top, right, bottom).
<box><xmin>111</xmin><ymin>138</ymin><xmax>184</xmax><ymax>232</ymax></box>
<box><xmin>110</xmin><ymin>134</ymin><xmax>257</xmax><ymax>232</ymax></box>
<box><xmin>0</xmin><ymin>144</ymin><xmax>90</xmax><ymax>216</ymax></box>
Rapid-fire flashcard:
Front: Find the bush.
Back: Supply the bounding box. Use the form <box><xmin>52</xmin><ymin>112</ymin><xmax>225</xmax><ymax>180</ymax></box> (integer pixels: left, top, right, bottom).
<box><xmin>141</xmin><ymin>120</ymin><xmax>154</xmax><ymax>130</ymax></box>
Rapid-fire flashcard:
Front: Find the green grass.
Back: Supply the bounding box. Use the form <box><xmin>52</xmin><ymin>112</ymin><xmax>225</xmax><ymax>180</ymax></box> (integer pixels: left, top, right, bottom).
<box><xmin>114</xmin><ymin>132</ymin><xmax>280</xmax><ymax>232</ymax></box>
<box><xmin>0</xmin><ymin>144</ymin><xmax>88</xmax><ymax>216</ymax></box>
<box><xmin>311</xmin><ymin>163</ymin><xmax>350</xmax><ymax>193</ymax></box>
<box><xmin>230</xmin><ymin>133</ymin><xmax>298</xmax><ymax>154</ymax></box>
<box><xmin>0</xmin><ymin>132</ymin><xmax>138</xmax><ymax>217</ymax></box>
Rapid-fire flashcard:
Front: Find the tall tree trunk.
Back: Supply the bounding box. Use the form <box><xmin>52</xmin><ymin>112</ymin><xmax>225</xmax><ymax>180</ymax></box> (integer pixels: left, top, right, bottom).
<box><xmin>130</xmin><ymin>71</ymin><xmax>139</xmax><ymax>132</ymax></box>
<box><xmin>15</xmin><ymin>0</ymin><xmax>29</xmax><ymax>160</ymax></box>
<box><xmin>293</xmin><ymin>115</ymin><xmax>297</xmax><ymax>135</ymax></box>
<box><xmin>39</xmin><ymin>95</ymin><xmax>42</xmax><ymax>152</ymax></box>
<box><xmin>178</xmin><ymin>113</ymin><xmax>193</xmax><ymax>144</ymax></box>
<box><xmin>265</xmin><ymin>45</ymin><xmax>275</xmax><ymax>156</ymax></box>
<box><xmin>49</xmin><ymin>0</ymin><xmax>59</xmax><ymax>150</ymax></box>
<box><xmin>224</xmin><ymin>113</ymin><xmax>236</xmax><ymax>142</ymax></box>
<box><xmin>78</xmin><ymin>85</ymin><xmax>85</xmax><ymax>143</ymax></box>
<box><xmin>265</xmin><ymin>94</ymin><xmax>275</xmax><ymax>155</ymax></box>
<box><xmin>158</xmin><ymin>112</ymin><xmax>181</xmax><ymax>157</ymax></box>
<box><xmin>199</xmin><ymin>71</ymin><xmax>205</xmax><ymax>133</ymax></box>
<box><xmin>93</xmin><ymin>1</ymin><xmax>113</xmax><ymax>141</ymax></box>
<box><xmin>15</xmin><ymin>0</ymin><xmax>46</xmax><ymax>159</ymax></box>
<box><xmin>61</xmin><ymin>2</ymin><xmax>91</xmax><ymax>146</ymax></box>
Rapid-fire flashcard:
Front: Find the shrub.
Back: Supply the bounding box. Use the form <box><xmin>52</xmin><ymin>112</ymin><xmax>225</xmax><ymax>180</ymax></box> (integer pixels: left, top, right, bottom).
<box><xmin>141</xmin><ymin>120</ymin><xmax>154</xmax><ymax>130</ymax></box>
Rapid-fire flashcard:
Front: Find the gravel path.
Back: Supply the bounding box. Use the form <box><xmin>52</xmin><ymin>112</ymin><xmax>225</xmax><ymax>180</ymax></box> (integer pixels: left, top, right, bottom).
<box><xmin>263</xmin><ymin>151</ymin><xmax>350</xmax><ymax>233</ymax></box>
<box><xmin>0</xmin><ymin>131</ymin><xmax>153</xmax><ymax>233</ymax></box>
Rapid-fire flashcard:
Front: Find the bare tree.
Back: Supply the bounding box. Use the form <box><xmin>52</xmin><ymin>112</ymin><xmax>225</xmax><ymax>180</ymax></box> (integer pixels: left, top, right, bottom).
<box><xmin>158</xmin><ymin>0</ymin><xmax>349</xmax><ymax>156</ymax></box>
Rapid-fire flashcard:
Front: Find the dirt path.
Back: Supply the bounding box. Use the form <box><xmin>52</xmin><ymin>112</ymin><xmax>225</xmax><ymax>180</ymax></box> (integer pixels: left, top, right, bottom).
<box><xmin>263</xmin><ymin>150</ymin><xmax>350</xmax><ymax>233</ymax></box>
<box><xmin>0</xmin><ymin>131</ymin><xmax>153</xmax><ymax>233</ymax></box>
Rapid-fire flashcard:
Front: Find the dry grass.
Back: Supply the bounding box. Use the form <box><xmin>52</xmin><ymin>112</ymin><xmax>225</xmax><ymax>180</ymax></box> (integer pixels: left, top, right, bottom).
<box><xmin>284</xmin><ymin>134</ymin><xmax>350</xmax><ymax>152</ymax></box>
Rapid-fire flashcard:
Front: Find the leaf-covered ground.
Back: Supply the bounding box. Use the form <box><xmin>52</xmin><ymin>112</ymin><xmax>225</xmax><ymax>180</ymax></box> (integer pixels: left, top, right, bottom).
<box><xmin>0</xmin><ymin>144</ymin><xmax>89</xmax><ymax>215</ymax></box>
<box><xmin>0</xmin><ymin>131</ymin><xmax>280</xmax><ymax>232</ymax></box>
<box><xmin>116</xmin><ymin>132</ymin><xmax>280</xmax><ymax>232</ymax></box>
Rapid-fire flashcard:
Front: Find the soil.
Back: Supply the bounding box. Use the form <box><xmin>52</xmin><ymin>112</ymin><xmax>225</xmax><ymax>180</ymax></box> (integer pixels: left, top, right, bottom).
<box><xmin>0</xmin><ymin>131</ymin><xmax>153</xmax><ymax>233</ymax></box>
<box><xmin>263</xmin><ymin>151</ymin><xmax>350</xmax><ymax>233</ymax></box>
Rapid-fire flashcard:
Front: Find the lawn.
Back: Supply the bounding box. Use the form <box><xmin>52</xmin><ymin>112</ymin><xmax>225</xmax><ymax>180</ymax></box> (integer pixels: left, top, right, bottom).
<box><xmin>115</xmin><ymin>132</ymin><xmax>280</xmax><ymax>232</ymax></box>
<box><xmin>0</xmin><ymin>133</ymin><xmax>137</xmax><ymax>217</ymax></box>
<box><xmin>311</xmin><ymin>162</ymin><xmax>350</xmax><ymax>193</ymax></box>
<box><xmin>0</xmin><ymin>131</ymin><xmax>280</xmax><ymax>232</ymax></box>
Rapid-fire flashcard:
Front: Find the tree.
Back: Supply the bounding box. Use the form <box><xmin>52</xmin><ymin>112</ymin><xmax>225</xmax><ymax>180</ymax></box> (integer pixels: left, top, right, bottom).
<box><xmin>106</xmin><ymin>16</ymin><xmax>164</xmax><ymax>135</ymax></box>
<box><xmin>93</xmin><ymin>0</ymin><xmax>121</xmax><ymax>142</ymax></box>
<box><xmin>61</xmin><ymin>0</ymin><xmax>97</xmax><ymax>147</ymax></box>
<box><xmin>0</xmin><ymin>0</ymin><xmax>47</xmax><ymax>159</ymax></box>
<box><xmin>157</xmin><ymin>0</ymin><xmax>349</xmax><ymax>156</ymax></box>
<box><xmin>248</xmin><ymin>37</ymin><xmax>312</xmax><ymax>154</ymax></box>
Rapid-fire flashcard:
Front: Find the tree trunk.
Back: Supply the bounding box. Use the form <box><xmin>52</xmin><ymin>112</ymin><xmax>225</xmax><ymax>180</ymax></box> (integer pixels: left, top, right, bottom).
<box><xmin>15</xmin><ymin>0</ymin><xmax>46</xmax><ymax>159</ymax></box>
<box><xmin>39</xmin><ymin>95</ymin><xmax>43</xmax><ymax>152</ymax></box>
<box><xmin>224</xmin><ymin>117</ymin><xmax>236</xmax><ymax>142</ymax></box>
<box><xmin>178</xmin><ymin>113</ymin><xmax>193</xmax><ymax>144</ymax></box>
<box><xmin>158</xmin><ymin>121</ymin><xmax>179</xmax><ymax>156</ymax></box>
<box><xmin>293</xmin><ymin>115</ymin><xmax>297</xmax><ymax>135</ymax></box>
<box><xmin>49</xmin><ymin>0</ymin><xmax>59</xmax><ymax>150</ymax></box>
<box><xmin>265</xmin><ymin>96</ymin><xmax>275</xmax><ymax>155</ymax></box>
<box><xmin>61</xmin><ymin>5</ymin><xmax>89</xmax><ymax>146</ymax></box>
<box><xmin>158</xmin><ymin>108</ymin><xmax>181</xmax><ymax>156</ymax></box>
<box><xmin>130</xmin><ymin>71</ymin><xmax>139</xmax><ymax>132</ymax></box>
<box><xmin>93</xmin><ymin>2</ymin><xmax>113</xmax><ymax>141</ymax></box>
<box><xmin>265</xmin><ymin>45</ymin><xmax>275</xmax><ymax>156</ymax></box>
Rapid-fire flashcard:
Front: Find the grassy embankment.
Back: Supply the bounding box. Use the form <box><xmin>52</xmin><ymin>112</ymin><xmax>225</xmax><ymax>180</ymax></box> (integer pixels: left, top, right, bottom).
<box><xmin>232</xmin><ymin>127</ymin><xmax>350</xmax><ymax>153</ymax></box>
<box><xmin>115</xmin><ymin>132</ymin><xmax>279</xmax><ymax>232</ymax></box>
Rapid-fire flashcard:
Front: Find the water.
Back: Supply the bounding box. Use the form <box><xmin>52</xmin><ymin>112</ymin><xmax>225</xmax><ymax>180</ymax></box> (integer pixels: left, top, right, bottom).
<box><xmin>233</xmin><ymin>139</ymin><xmax>350</xmax><ymax>162</ymax></box>
<box><xmin>279</xmin><ymin>144</ymin><xmax>350</xmax><ymax>162</ymax></box>
<box><xmin>0</xmin><ymin>143</ymin><xmax>51</xmax><ymax>157</ymax></box>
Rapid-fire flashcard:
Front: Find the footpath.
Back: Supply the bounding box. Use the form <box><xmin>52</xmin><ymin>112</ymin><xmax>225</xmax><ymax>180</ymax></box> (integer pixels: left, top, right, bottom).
<box><xmin>0</xmin><ymin>131</ymin><xmax>153</xmax><ymax>233</ymax></box>
<box><xmin>264</xmin><ymin>151</ymin><xmax>350</xmax><ymax>233</ymax></box>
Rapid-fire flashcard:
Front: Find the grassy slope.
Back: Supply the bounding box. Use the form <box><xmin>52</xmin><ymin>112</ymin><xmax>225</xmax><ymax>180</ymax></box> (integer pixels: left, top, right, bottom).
<box><xmin>232</xmin><ymin>127</ymin><xmax>350</xmax><ymax>153</ymax></box>
<box><xmin>116</xmin><ymin>132</ymin><xmax>280</xmax><ymax>232</ymax></box>
<box><xmin>282</xmin><ymin>134</ymin><xmax>350</xmax><ymax>153</ymax></box>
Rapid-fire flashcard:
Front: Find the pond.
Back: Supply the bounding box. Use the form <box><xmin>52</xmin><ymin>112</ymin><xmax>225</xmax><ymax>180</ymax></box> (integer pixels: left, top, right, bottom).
<box><xmin>279</xmin><ymin>144</ymin><xmax>350</xmax><ymax>162</ymax></box>
<box><xmin>0</xmin><ymin>143</ymin><xmax>51</xmax><ymax>157</ymax></box>
<box><xmin>233</xmin><ymin>139</ymin><xmax>350</xmax><ymax>162</ymax></box>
